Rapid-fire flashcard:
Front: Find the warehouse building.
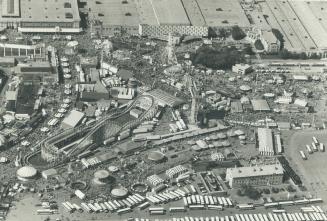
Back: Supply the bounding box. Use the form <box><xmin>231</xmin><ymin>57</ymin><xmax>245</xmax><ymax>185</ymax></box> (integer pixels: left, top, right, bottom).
<box><xmin>0</xmin><ymin>43</ymin><xmax>45</xmax><ymax>58</ymax></box>
<box><xmin>0</xmin><ymin>0</ymin><xmax>81</xmax><ymax>33</ymax></box>
<box><xmin>61</xmin><ymin>110</ymin><xmax>85</xmax><ymax>129</ymax></box>
<box><xmin>226</xmin><ymin>164</ymin><xmax>284</xmax><ymax>188</ymax></box>
<box><xmin>88</xmin><ymin>0</ymin><xmax>249</xmax><ymax>37</ymax></box>
<box><xmin>257</xmin><ymin>128</ymin><xmax>275</xmax><ymax>156</ymax></box>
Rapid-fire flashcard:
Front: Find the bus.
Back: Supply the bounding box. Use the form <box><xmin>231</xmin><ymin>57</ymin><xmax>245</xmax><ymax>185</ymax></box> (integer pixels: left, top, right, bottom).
<box><xmin>207</xmin><ymin>205</ymin><xmax>223</xmax><ymax>210</ymax></box>
<box><xmin>189</xmin><ymin>185</ymin><xmax>197</xmax><ymax>194</ymax></box>
<box><xmin>235</xmin><ymin>214</ymin><xmax>242</xmax><ymax>221</ymax></box>
<box><xmin>104</xmin><ymin>202</ymin><xmax>114</xmax><ymax>212</ymax></box>
<box><xmin>73</xmin><ymin>203</ymin><xmax>83</xmax><ymax>213</ymax></box>
<box><xmin>135</xmin><ymin>194</ymin><xmax>145</xmax><ymax>202</ymax></box>
<box><xmin>208</xmin><ymin>196</ymin><xmax>214</xmax><ymax>205</ymax></box>
<box><xmin>169</xmin><ymin>207</ymin><xmax>186</xmax><ymax>213</ymax></box>
<box><xmin>226</xmin><ymin>198</ymin><xmax>233</xmax><ymax>207</ymax></box>
<box><xmin>264</xmin><ymin>202</ymin><xmax>279</xmax><ymax>208</ymax></box>
<box><xmin>138</xmin><ymin>202</ymin><xmax>150</xmax><ymax>210</ymax></box>
<box><xmin>222</xmin><ymin>197</ymin><xmax>228</xmax><ymax>207</ymax></box>
<box><xmin>108</xmin><ymin>201</ymin><xmax>117</xmax><ymax>211</ymax></box>
<box><xmin>309</xmin><ymin>198</ymin><xmax>323</xmax><ymax>203</ymax></box>
<box><xmin>236</xmin><ymin>204</ymin><xmax>254</xmax><ymax>210</ymax></box>
<box><xmin>81</xmin><ymin>203</ymin><xmax>92</xmax><ymax>213</ymax></box>
<box><xmin>183</xmin><ymin>197</ymin><xmax>188</xmax><ymax>207</ymax></box>
<box><xmin>117</xmin><ymin>207</ymin><xmax>131</xmax><ymax>215</ymax></box>
<box><xmin>189</xmin><ymin>205</ymin><xmax>205</xmax><ymax>210</ymax></box>
<box><xmin>87</xmin><ymin>203</ymin><xmax>98</xmax><ymax>213</ymax></box>
<box><xmin>62</xmin><ymin>202</ymin><xmax>73</xmax><ymax>213</ymax></box>
<box><xmin>204</xmin><ymin>196</ymin><xmax>209</xmax><ymax>205</ymax></box>
<box><xmin>149</xmin><ymin>210</ymin><xmax>165</xmax><ymax>215</ymax></box>
<box><xmin>263</xmin><ymin>214</ymin><xmax>269</xmax><ymax>221</ymax></box>
<box><xmin>273</xmin><ymin>210</ymin><xmax>286</xmax><ymax>213</ymax></box>
<box><xmin>294</xmin><ymin>199</ymin><xmax>309</xmax><ymax>205</ymax></box>
<box><xmin>244</xmin><ymin>214</ymin><xmax>251</xmax><ymax>221</ymax></box>
<box><xmin>278</xmin><ymin>201</ymin><xmax>294</xmax><ymax>206</ymax></box>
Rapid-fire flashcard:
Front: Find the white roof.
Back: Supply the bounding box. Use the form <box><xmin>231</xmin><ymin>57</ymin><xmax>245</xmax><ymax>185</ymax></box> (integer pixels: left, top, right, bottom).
<box><xmin>62</xmin><ymin>110</ymin><xmax>85</xmax><ymax>128</ymax></box>
<box><xmin>226</xmin><ymin>164</ymin><xmax>283</xmax><ymax>179</ymax></box>
<box><xmin>294</xmin><ymin>98</ymin><xmax>308</xmax><ymax>107</ymax></box>
<box><xmin>257</xmin><ymin>128</ymin><xmax>274</xmax><ymax>154</ymax></box>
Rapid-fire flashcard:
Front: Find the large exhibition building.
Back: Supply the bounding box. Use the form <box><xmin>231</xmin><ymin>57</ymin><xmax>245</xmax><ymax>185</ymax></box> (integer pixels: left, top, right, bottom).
<box><xmin>0</xmin><ymin>0</ymin><xmax>82</xmax><ymax>33</ymax></box>
<box><xmin>88</xmin><ymin>0</ymin><xmax>250</xmax><ymax>37</ymax></box>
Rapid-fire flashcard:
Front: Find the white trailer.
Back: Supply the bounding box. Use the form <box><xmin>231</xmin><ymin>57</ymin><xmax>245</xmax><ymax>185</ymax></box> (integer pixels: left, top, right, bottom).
<box><xmin>313</xmin><ymin>136</ymin><xmax>319</xmax><ymax>145</ymax></box>
<box><xmin>300</xmin><ymin>151</ymin><xmax>307</xmax><ymax>160</ymax></box>
<box><xmin>312</xmin><ymin>142</ymin><xmax>318</xmax><ymax>152</ymax></box>
<box><xmin>319</xmin><ymin>143</ymin><xmax>325</xmax><ymax>152</ymax></box>
<box><xmin>306</xmin><ymin>145</ymin><xmax>313</xmax><ymax>154</ymax></box>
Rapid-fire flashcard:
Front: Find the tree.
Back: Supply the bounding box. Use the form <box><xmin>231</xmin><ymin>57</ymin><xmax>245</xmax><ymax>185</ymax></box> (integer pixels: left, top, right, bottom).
<box><xmin>278</xmin><ymin>49</ymin><xmax>308</xmax><ymax>60</ymax></box>
<box><xmin>191</xmin><ymin>46</ymin><xmax>245</xmax><ymax>69</ymax></box>
<box><xmin>243</xmin><ymin>45</ymin><xmax>255</xmax><ymax>55</ymax></box>
<box><xmin>231</xmin><ymin>26</ymin><xmax>246</xmax><ymax>40</ymax></box>
<box><xmin>287</xmin><ymin>185</ymin><xmax>297</xmax><ymax>192</ymax></box>
<box><xmin>272</xmin><ymin>187</ymin><xmax>279</xmax><ymax>193</ymax></box>
<box><xmin>239</xmin><ymin>184</ymin><xmax>262</xmax><ymax>200</ymax></box>
<box><xmin>208</xmin><ymin>27</ymin><xmax>218</xmax><ymax>38</ymax></box>
<box><xmin>217</xmin><ymin>28</ymin><xmax>228</xmax><ymax>38</ymax></box>
<box><xmin>309</xmin><ymin>53</ymin><xmax>321</xmax><ymax>59</ymax></box>
<box><xmin>272</xmin><ymin>28</ymin><xmax>285</xmax><ymax>49</ymax></box>
<box><xmin>254</xmin><ymin>40</ymin><xmax>264</xmax><ymax>50</ymax></box>
<box><xmin>263</xmin><ymin>188</ymin><xmax>271</xmax><ymax>194</ymax></box>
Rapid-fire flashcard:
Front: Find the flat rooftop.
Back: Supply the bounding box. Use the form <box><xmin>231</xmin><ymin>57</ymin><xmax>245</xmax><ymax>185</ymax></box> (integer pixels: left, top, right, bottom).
<box><xmin>88</xmin><ymin>0</ymin><xmax>140</xmax><ymax>26</ymax></box>
<box><xmin>150</xmin><ymin>0</ymin><xmax>190</xmax><ymax>25</ymax></box>
<box><xmin>227</xmin><ymin>164</ymin><xmax>284</xmax><ymax>179</ymax></box>
<box><xmin>135</xmin><ymin>0</ymin><xmax>159</xmax><ymax>25</ymax></box>
<box><xmin>181</xmin><ymin>0</ymin><xmax>206</xmax><ymax>26</ymax></box>
<box><xmin>62</xmin><ymin>110</ymin><xmax>85</xmax><ymax>128</ymax></box>
<box><xmin>2</xmin><ymin>0</ymin><xmax>20</xmax><ymax>17</ymax></box>
<box><xmin>0</xmin><ymin>0</ymin><xmax>80</xmax><ymax>23</ymax></box>
<box><xmin>196</xmin><ymin>0</ymin><xmax>250</xmax><ymax>27</ymax></box>
<box><xmin>257</xmin><ymin>128</ymin><xmax>274</xmax><ymax>153</ymax></box>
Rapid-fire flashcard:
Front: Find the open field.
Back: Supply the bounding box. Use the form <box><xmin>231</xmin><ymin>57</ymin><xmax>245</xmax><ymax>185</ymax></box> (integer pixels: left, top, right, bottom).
<box><xmin>286</xmin><ymin>130</ymin><xmax>327</xmax><ymax>208</ymax></box>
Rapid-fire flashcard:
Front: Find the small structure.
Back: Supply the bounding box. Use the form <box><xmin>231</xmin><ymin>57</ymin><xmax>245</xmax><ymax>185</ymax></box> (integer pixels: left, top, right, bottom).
<box><xmin>0</xmin><ymin>57</ymin><xmax>16</xmax><ymax>67</ymax></box>
<box><xmin>42</xmin><ymin>168</ymin><xmax>57</xmax><ymax>180</ymax></box>
<box><xmin>130</xmin><ymin>109</ymin><xmax>143</xmax><ymax>118</ymax></box>
<box><xmin>111</xmin><ymin>187</ymin><xmax>129</xmax><ymax>199</ymax></box>
<box><xmin>261</xmin><ymin>30</ymin><xmax>280</xmax><ymax>53</ymax></box>
<box><xmin>251</xmin><ymin>99</ymin><xmax>270</xmax><ymax>112</ymax></box>
<box><xmin>61</xmin><ymin>110</ymin><xmax>85</xmax><ymax>129</ymax></box>
<box><xmin>257</xmin><ymin>128</ymin><xmax>274</xmax><ymax>156</ymax></box>
<box><xmin>16</xmin><ymin>166</ymin><xmax>37</xmax><ymax>181</ymax></box>
<box><xmin>116</xmin><ymin>87</ymin><xmax>136</xmax><ymax>100</ymax></box>
<box><xmin>145</xmin><ymin>89</ymin><xmax>185</xmax><ymax>107</ymax></box>
<box><xmin>147</xmin><ymin>151</ymin><xmax>165</xmax><ymax>163</ymax></box>
<box><xmin>147</xmin><ymin>174</ymin><xmax>165</xmax><ymax>187</ymax></box>
<box><xmin>166</xmin><ymin>165</ymin><xmax>188</xmax><ymax>179</ymax></box>
<box><xmin>232</xmin><ymin>64</ymin><xmax>252</xmax><ymax>75</ymax></box>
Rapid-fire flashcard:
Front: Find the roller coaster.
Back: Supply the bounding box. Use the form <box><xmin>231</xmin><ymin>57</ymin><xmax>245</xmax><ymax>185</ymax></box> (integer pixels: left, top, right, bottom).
<box><xmin>27</xmin><ymin>95</ymin><xmax>158</xmax><ymax>167</ymax></box>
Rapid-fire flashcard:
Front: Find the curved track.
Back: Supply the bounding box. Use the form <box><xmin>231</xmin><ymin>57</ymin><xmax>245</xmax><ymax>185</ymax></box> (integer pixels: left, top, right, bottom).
<box><xmin>25</xmin><ymin>95</ymin><xmax>157</xmax><ymax>167</ymax></box>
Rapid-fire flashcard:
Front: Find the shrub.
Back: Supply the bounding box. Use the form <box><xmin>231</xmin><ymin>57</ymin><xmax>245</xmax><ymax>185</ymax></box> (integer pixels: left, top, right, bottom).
<box><xmin>231</xmin><ymin>26</ymin><xmax>246</xmax><ymax>40</ymax></box>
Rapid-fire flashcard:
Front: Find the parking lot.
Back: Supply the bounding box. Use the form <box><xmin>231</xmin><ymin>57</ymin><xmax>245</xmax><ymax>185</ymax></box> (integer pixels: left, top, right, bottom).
<box><xmin>286</xmin><ymin>130</ymin><xmax>327</xmax><ymax>208</ymax></box>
